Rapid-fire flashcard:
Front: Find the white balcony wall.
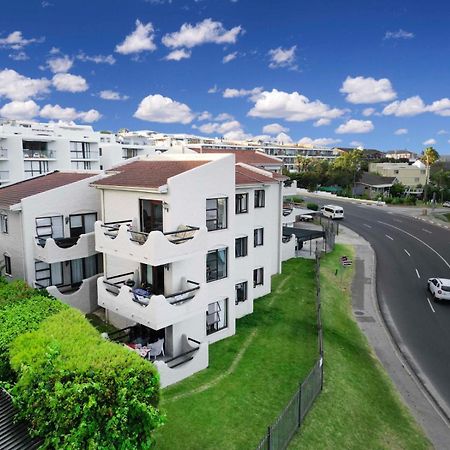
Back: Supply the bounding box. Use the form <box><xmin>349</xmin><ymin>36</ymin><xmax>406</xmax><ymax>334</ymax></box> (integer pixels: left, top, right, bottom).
<box><xmin>282</xmin><ymin>182</ymin><xmax>297</xmax><ymax>197</ymax></box>
<box><xmin>281</xmin><ymin>234</ymin><xmax>297</xmax><ymax>261</ymax></box>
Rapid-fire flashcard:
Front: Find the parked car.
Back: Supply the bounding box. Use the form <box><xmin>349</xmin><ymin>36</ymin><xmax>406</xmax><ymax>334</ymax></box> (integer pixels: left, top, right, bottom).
<box><xmin>443</xmin><ymin>201</ymin><xmax>450</xmax><ymax>208</ymax></box>
<box><xmin>299</xmin><ymin>214</ymin><xmax>313</xmax><ymax>222</ymax></box>
<box><xmin>321</xmin><ymin>205</ymin><xmax>344</xmax><ymax>219</ymax></box>
<box><xmin>428</xmin><ymin>278</ymin><xmax>450</xmax><ymax>301</ymax></box>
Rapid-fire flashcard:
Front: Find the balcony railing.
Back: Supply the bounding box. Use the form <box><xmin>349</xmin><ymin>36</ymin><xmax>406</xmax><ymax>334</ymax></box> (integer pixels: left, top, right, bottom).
<box><xmin>23</xmin><ymin>149</ymin><xmax>55</xmax><ymax>159</ymax></box>
<box><xmin>0</xmin><ymin>149</ymin><xmax>7</xmax><ymax>159</ymax></box>
<box><xmin>70</xmin><ymin>151</ymin><xmax>99</xmax><ymax>161</ymax></box>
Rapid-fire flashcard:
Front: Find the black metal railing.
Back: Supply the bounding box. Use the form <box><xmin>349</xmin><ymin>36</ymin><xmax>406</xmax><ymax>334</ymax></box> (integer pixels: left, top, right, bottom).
<box><xmin>165</xmin><ymin>337</ymin><xmax>201</xmax><ymax>369</ymax></box>
<box><xmin>166</xmin><ymin>280</ymin><xmax>200</xmax><ymax>305</ymax></box>
<box><xmin>103</xmin><ymin>272</ymin><xmax>134</xmax><ymax>295</ymax></box>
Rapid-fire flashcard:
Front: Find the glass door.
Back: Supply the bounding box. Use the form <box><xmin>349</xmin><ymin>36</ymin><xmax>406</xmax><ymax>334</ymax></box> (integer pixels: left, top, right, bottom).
<box><xmin>140</xmin><ymin>200</ymin><xmax>163</xmax><ymax>233</ymax></box>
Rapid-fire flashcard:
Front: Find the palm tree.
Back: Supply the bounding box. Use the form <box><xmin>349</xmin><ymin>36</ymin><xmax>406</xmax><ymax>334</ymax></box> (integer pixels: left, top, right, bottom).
<box><xmin>421</xmin><ymin>147</ymin><xmax>440</xmax><ymax>201</ymax></box>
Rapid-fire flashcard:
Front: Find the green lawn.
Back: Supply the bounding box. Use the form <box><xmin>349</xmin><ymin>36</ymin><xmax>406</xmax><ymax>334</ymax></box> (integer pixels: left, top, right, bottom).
<box><xmin>155</xmin><ymin>258</ymin><xmax>318</xmax><ymax>449</ymax></box>
<box><xmin>288</xmin><ymin>245</ymin><xmax>431</xmax><ymax>449</ymax></box>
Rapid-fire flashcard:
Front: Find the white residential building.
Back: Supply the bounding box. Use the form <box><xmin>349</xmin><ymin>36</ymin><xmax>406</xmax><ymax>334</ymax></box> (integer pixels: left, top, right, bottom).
<box><xmin>0</xmin><ymin>171</ymin><xmax>103</xmax><ymax>312</ymax></box>
<box><xmin>93</xmin><ymin>151</ymin><xmax>291</xmax><ymax>387</ymax></box>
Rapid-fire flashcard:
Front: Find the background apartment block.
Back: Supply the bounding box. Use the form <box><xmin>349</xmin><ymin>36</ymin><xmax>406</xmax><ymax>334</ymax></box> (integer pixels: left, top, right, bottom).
<box><xmin>369</xmin><ymin>160</ymin><xmax>427</xmax><ymax>187</ymax></box>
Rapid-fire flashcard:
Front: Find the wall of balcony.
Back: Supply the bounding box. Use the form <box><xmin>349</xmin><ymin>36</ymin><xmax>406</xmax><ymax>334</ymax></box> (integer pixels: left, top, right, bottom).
<box><xmin>281</xmin><ymin>234</ymin><xmax>296</xmax><ymax>261</ymax></box>
<box><xmin>95</xmin><ymin>221</ymin><xmax>207</xmax><ymax>266</ymax></box>
<box><xmin>282</xmin><ymin>181</ymin><xmax>297</xmax><ymax>197</ymax></box>
<box><xmin>34</xmin><ymin>232</ymin><xmax>96</xmax><ymax>264</ymax></box>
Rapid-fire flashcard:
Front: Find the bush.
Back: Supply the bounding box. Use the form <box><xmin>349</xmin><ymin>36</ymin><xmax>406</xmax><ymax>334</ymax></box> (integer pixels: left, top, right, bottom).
<box><xmin>391</xmin><ymin>197</ymin><xmax>404</xmax><ymax>205</ymax></box>
<box><xmin>306</xmin><ymin>202</ymin><xmax>319</xmax><ymax>211</ymax></box>
<box><xmin>0</xmin><ymin>295</ymin><xmax>66</xmax><ymax>382</ymax></box>
<box><xmin>10</xmin><ymin>308</ymin><xmax>164</xmax><ymax>449</ymax></box>
<box><xmin>285</xmin><ymin>195</ymin><xmax>304</xmax><ymax>204</ymax></box>
<box><xmin>404</xmin><ymin>195</ymin><xmax>417</xmax><ymax>205</ymax></box>
<box><xmin>384</xmin><ymin>197</ymin><xmax>393</xmax><ymax>204</ymax></box>
<box><xmin>0</xmin><ymin>280</ymin><xmax>37</xmax><ymax>310</ymax></box>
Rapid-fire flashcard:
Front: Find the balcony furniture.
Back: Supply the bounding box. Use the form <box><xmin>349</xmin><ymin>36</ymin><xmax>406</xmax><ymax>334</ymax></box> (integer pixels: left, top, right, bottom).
<box><xmin>132</xmin><ymin>287</ymin><xmax>151</xmax><ymax>306</ymax></box>
<box><xmin>148</xmin><ymin>338</ymin><xmax>165</xmax><ymax>360</ymax></box>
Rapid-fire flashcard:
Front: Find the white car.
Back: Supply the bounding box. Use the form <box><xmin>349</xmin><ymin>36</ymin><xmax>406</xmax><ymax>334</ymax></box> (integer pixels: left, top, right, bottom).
<box><xmin>443</xmin><ymin>201</ymin><xmax>450</xmax><ymax>208</ymax></box>
<box><xmin>299</xmin><ymin>214</ymin><xmax>314</xmax><ymax>222</ymax></box>
<box><xmin>321</xmin><ymin>205</ymin><xmax>344</xmax><ymax>219</ymax></box>
<box><xmin>428</xmin><ymin>278</ymin><xmax>450</xmax><ymax>301</ymax></box>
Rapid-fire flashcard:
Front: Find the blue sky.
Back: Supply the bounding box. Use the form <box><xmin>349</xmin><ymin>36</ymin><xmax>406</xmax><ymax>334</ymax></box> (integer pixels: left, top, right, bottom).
<box><xmin>1</xmin><ymin>0</ymin><xmax>450</xmax><ymax>153</ymax></box>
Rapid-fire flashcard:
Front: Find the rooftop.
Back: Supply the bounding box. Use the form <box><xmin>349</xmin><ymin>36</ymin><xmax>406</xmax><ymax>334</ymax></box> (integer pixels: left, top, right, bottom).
<box><xmin>358</xmin><ymin>172</ymin><xmax>397</xmax><ymax>186</ymax></box>
<box><xmin>235</xmin><ymin>165</ymin><xmax>279</xmax><ymax>185</ymax></box>
<box><xmin>192</xmin><ymin>148</ymin><xmax>282</xmax><ymax>167</ymax></box>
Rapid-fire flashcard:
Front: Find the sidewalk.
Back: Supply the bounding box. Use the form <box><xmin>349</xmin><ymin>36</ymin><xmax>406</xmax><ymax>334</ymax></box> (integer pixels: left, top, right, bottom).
<box><xmin>386</xmin><ymin>205</ymin><xmax>450</xmax><ymax>230</ymax></box>
<box><xmin>336</xmin><ymin>226</ymin><xmax>450</xmax><ymax>449</ymax></box>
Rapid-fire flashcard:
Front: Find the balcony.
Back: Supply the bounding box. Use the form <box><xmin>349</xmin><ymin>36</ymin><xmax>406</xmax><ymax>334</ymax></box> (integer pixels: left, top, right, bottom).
<box><xmin>0</xmin><ymin>149</ymin><xmax>7</xmax><ymax>160</ymax></box>
<box><xmin>70</xmin><ymin>151</ymin><xmax>100</xmax><ymax>161</ymax></box>
<box><xmin>23</xmin><ymin>149</ymin><xmax>56</xmax><ymax>160</ymax></box>
<box><xmin>0</xmin><ymin>171</ymin><xmax>9</xmax><ymax>184</ymax></box>
<box><xmin>95</xmin><ymin>220</ymin><xmax>206</xmax><ymax>266</ymax></box>
<box><xmin>98</xmin><ymin>274</ymin><xmax>203</xmax><ymax>330</ymax></box>
<box><xmin>282</xmin><ymin>203</ymin><xmax>297</xmax><ymax>223</ymax></box>
<box><xmin>281</xmin><ymin>234</ymin><xmax>296</xmax><ymax>261</ymax></box>
<box><xmin>34</xmin><ymin>232</ymin><xmax>96</xmax><ymax>264</ymax></box>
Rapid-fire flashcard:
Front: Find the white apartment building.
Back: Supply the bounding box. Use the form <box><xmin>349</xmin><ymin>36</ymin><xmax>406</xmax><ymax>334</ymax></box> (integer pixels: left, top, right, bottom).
<box><xmin>0</xmin><ymin>171</ymin><xmax>103</xmax><ymax>313</ymax></box>
<box><xmin>93</xmin><ymin>151</ymin><xmax>293</xmax><ymax>387</ymax></box>
<box><xmin>369</xmin><ymin>161</ymin><xmax>427</xmax><ymax>188</ymax></box>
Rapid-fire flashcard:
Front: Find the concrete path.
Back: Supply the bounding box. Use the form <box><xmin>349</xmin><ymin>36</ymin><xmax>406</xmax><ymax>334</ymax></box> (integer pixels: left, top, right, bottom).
<box><xmin>336</xmin><ymin>226</ymin><xmax>450</xmax><ymax>449</ymax></box>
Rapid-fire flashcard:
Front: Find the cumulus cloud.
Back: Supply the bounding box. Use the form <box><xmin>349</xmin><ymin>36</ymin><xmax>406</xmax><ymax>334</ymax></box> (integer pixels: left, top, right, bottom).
<box><xmin>208</xmin><ymin>85</ymin><xmax>218</xmax><ymax>94</ymax></box>
<box><xmin>52</xmin><ymin>73</ymin><xmax>88</xmax><ymax>92</ymax></box>
<box><xmin>76</xmin><ymin>52</ymin><xmax>116</xmax><ymax>65</ymax></box>
<box><xmin>223</xmin><ymin>87</ymin><xmax>263</xmax><ymax>100</ymax></box>
<box><xmin>164</xmin><ymin>49</ymin><xmax>191</xmax><ymax>61</ymax></box>
<box><xmin>8</xmin><ymin>51</ymin><xmax>29</xmax><ymax>61</ymax></box>
<box><xmin>350</xmin><ymin>141</ymin><xmax>364</xmax><ymax>148</ymax></box>
<box><xmin>162</xmin><ymin>18</ymin><xmax>243</xmax><ymax>48</ymax></box>
<box><xmin>275</xmin><ymin>132</ymin><xmax>292</xmax><ymax>143</ymax></box>
<box><xmin>384</xmin><ymin>29</ymin><xmax>414</xmax><ymax>40</ymax></box>
<box><xmin>115</xmin><ymin>20</ymin><xmax>156</xmax><ymax>55</ymax></box>
<box><xmin>99</xmin><ymin>90</ymin><xmax>129</xmax><ymax>101</ymax></box>
<box><xmin>134</xmin><ymin>94</ymin><xmax>194</xmax><ymax>124</ymax></box>
<box><xmin>268</xmin><ymin>45</ymin><xmax>297</xmax><ymax>69</ymax></box>
<box><xmin>394</xmin><ymin>128</ymin><xmax>408</xmax><ymax>135</ymax></box>
<box><xmin>197</xmin><ymin>111</ymin><xmax>212</xmax><ymax>121</ymax></box>
<box><xmin>383</xmin><ymin>96</ymin><xmax>450</xmax><ymax>117</ymax></box>
<box><xmin>335</xmin><ymin>119</ymin><xmax>374</xmax><ymax>134</ymax></box>
<box><xmin>298</xmin><ymin>137</ymin><xmax>341</xmax><ymax>146</ymax></box>
<box><xmin>215</xmin><ymin>112</ymin><xmax>234</xmax><ymax>121</ymax></box>
<box><xmin>423</xmin><ymin>138</ymin><xmax>436</xmax><ymax>145</ymax></box>
<box><xmin>223</xmin><ymin>52</ymin><xmax>237</xmax><ymax>63</ymax></box>
<box><xmin>196</xmin><ymin>119</ymin><xmax>242</xmax><ymax>135</ymax></box>
<box><xmin>437</xmin><ymin>129</ymin><xmax>448</xmax><ymax>135</ymax></box>
<box><xmin>313</xmin><ymin>118</ymin><xmax>331</xmax><ymax>127</ymax></box>
<box><xmin>0</xmin><ymin>100</ymin><xmax>40</xmax><ymax>119</ymax></box>
<box><xmin>47</xmin><ymin>55</ymin><xmax>73</xmax><ymax>73</ymax></box>
<box><xmin>0</xmin><ymin>69</ymin><xmax>50</xmax><ymax>101</ymax></box>
<box><xmin>262</xmin><ymin>123</ymin><xmax>289</xmax><ymax>135</ymax></box>
<box><xmin>340</xmin><ymin>76</ymin><xmax>397</xmax><ymax>104</ymax></box>
<box><xmin>40</xmin><ymin>103</ymin><xmax>101</xmax><ymax>122</ymax></box>
<box><xmin>248</xmin><ymin>89</ymin><xmax>345</xmax><ymax>122</ymax></box>
<box><xmin>0</xmin><ymin>31</ymin><xmax>43</xmax><ymax>49</ymax></box>
<box><xmin>362</xmin><ymin>107</ymin><xmax>375</xmax><ymax>116</ymax></box>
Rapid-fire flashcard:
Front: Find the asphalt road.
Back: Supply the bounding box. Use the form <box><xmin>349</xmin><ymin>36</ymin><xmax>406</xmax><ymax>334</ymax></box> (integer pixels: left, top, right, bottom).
<box><xmin>304</xmin><ymin>196</ymin><xmax>450</xmax><ymax>416</ymax></box>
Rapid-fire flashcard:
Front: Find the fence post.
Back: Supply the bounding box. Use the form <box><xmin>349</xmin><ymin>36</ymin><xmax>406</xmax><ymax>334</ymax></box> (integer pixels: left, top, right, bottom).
<box><xmin>298</xmin><ymin>382</ymin><xmax>302</xmax><ymax>427</ymax></box>
<box><xmin>267</xmin><ymin>426</ymin><xmax>272</xmax><ymax>450</ymax></box>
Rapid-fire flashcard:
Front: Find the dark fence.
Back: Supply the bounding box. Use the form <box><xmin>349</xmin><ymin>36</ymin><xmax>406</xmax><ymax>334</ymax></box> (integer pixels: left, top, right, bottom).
<box><xmin>256</xmin><ymin>245</ymin><xmax>324</xmax><ymax>450</ymax></box>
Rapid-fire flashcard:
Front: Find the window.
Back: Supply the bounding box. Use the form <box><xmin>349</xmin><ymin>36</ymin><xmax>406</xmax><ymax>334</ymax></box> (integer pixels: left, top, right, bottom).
<box><xmin>71</xmin><ymin>161</ymin><xmax>92</xmax><ymax>170</ymax></box>
<box><xmin>0</xmin><ymin>214</ymin><xmax>7</xmax><ymax>233</ymax></box>
<box><xmin>254</xmin><ymin>228</ymin><xmax>264</xmax><ymax>247</ymax></box>
<box><xmin>24</xmin><ymin>161</ymin><xmax>49</xmax><ymax>178</ymax></box>
<box><xmin>70</xmin><ymin>141</ymin><xmax>92</xmax><ymax>159</ymax></box>
<box><xmin>34</xmin><ymin>260</ymin><xmax>63</xmax><ymax>287</ymax></box>
<box><xmin>414</xmin><ymin>177</ymin><xmax>420</xmax><ymax>183</ymax></box>
<box><xmin>35</xmin><ymin>216</ymin><xmax>64</xmax><ymax>240</ymax></box>
<box><xmin>69</xmin><ymin>213</ymin><xmax>97</xmax><ymax>238</ymax></box>
<box><xmin>235</xmin><ymin>236</ymin><xmax>248</xmax><ymax>258</ymax></box>
<box><xmin>206</xmin><ymin>298</ymin><xmax>228</xmax><ymax>335</ymax></box>
<box><xmin>254</xmin><ymin>190</ymin><xmax>265</xmax><ymax>208</ymax></box>
<box><xmin>123</xmin><ymin>148</ymin><xmax>138</xmax><ymax>159</ymax></box>
<box><xmin>235</xmin><ymin>282</ymin><xmax>248</xmax><ymax>304</ymax></box>
<box><xmin>4</xmin><ymin>254</ymin><xmax>11</xmax><ymax>275</ymax></box>
<box><xmin>99</xmin><ymin>148</ymin><xmax>102</xmax><ymax>156</ymax></box>
<box><xmin>394</xmin><ymin>170</ymin><xmax>399</xmax><ymax>174</ymax></box>
<box><xmin>206</xmin><ymin>248</ymin><xmax>228</xmax><ymax>282</ymax></box>
<box><xmin>206</xmin><ymin>198</ymin><xmax>227</xmax><ymax>231</ymax></box>
<box><xmin>235</xmin><ymin>193</ymin><xmax>248</xmax><ymax>214</ymax></box>
<box><xmin>253</xmin><ymin>267</ymin><xmax>264</xmax><ymax>287</ymax></box>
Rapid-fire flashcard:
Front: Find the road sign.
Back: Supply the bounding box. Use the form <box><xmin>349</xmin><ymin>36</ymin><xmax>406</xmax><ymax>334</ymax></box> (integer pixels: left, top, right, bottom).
<box><xmin>342</xmin><ymin>260</ymin><xmax>353</xmax><ymax>267</ymax></box>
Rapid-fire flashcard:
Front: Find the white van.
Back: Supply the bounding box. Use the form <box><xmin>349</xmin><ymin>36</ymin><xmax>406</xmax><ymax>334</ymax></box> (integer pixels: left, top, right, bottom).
<box><xmin>321</xmin><ymin>205</ymin><xmax>344</xmax><ymax>219</ymax></box>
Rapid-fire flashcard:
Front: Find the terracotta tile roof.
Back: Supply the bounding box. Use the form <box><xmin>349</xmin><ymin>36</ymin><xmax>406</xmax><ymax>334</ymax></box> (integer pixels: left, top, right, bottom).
<box><xmin>271</xmin><ymin>172</ymin><xmax>289</xmax><ymax>181</ymax></box>
<box><xmin>193</xmin><ymin>148</ymin><xmax>282</xmax><ymax>167</ymax></box>
<box><xmin>0</xmin><ymin>171</ymin><xmax>95</xmax><ymax>209</ymax></box>
<box><xmin>235</xmin><ymin>166</ymin><xmax>278</xmax><ymax>185</ymax></box>
<box><xmin>92</xmin><ymin>160</ymin><xmax>210</xmax><ymax>189</ymax></box>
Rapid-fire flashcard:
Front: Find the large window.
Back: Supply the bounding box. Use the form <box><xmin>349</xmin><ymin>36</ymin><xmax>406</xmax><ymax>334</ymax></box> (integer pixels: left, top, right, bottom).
<box><xmin>24</xmin><ymin>161</ymin><xmax>49</xmax><ymax>178</ymax></box>
<box><xmin>70</xmin><ymin>141</ymin><xmax>92</xmax><ymax>159</ymax></box>
<box><xmin>254</xmin><ymin>228</ymin><xmax>264</xmax><ymax>247</ymax></box>
<box><xmin>206</xmin><ymin>248</ymin><xmax>228</xmax><ymax>282</ymax></box>
<box><xmin>254</xmin><ymin>189</ymin><xmax>265</xmax><ymax>208</ymax></box>
<box><xmin>123</xmin><ymin>148</ymin><xmax>138</xmax><ymax>159</ymax></box>
<box><xmin>206</xmin><ymin>298</ymin><xmax>228</xmax><ymax>335</ymax></box>
<box><xmin>235</xmin><ymin>236</ymin><xmax>248</xmax><ymax>258</ymax></box>
<box><xmin>0</xmin><ymin>213</ymin><xmax>7</xmax><ymax>234</ymax></box>
<box><xmin>71</xmin><ymin>161</ymin><xmax>92</xmax><ymax>170</ymax></box>
<box><xmin>35</xmin><ymin>216</ymin><xmax>64</xmax><ymax>240</ymax></box>
<box><xmin>4</xmin><ymin>254</ymin><xmax>11</xmax><ymax>275</ymax></box>
<box><xmin>69</xmin><ymin>213</ymin><xmax>97</xmax><ymax>238</ymax></box>
<box><xmin>35</xmin><ymin>260</ymin><xmax>63</xmax><ymax>287</ymax></box>
<box><xmin>235</xmin><ymin>193</ymin><xmax>248</xmax><ymax>214</ymax></box>
<box><xmin>235</xmin><ymin>281</ymin><xmax>248</xmax><ymax>304</ymax></box>
<box><xmin>253</xmin><ymin>267</ymin><xmax>264</xmax><ymax>287</ymax></box>
<box><xmin>206</xmin><ymin>198</ymin><xmax>227</xmax><ymax>231</ymax></box>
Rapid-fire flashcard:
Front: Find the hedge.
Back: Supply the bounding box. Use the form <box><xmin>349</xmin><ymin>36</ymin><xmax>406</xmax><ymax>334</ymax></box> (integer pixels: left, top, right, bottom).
<box><xmin>0</xmin><ymin>295</ymin><xmax>67</xmax><ymax>382</ymax></box>
<box><xmin>0</xmin><ymin>279</ymin><xmax>37</xmax><ymax>310</ymax></box>
<box><xmin>306</xmin><ymin>202</ymin><xmax>319</xmax><ymax>211</ymax></box>
<box><xmin>10</xmin><ymin>308</ymin><xmax>164</xmax><ymax>449</ymax></box>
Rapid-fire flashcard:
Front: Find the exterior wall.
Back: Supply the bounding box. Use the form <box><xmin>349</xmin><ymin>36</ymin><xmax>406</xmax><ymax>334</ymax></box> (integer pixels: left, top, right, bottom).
<box><xmin>0</xmin><ymin>211</ymin><xmax>25</xmax><ymax>279</ymax></box>
<box><xmin>369</xmin><ymin>163</ymin><xmax>426</xmax><ymax>187</ymax></box>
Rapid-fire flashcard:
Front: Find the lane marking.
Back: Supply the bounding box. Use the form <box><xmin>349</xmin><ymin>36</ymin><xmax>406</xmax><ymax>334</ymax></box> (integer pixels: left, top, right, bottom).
<box><xmin>404</xmin><ymin>249</ymin><xmax>411</xmax><ymax>257</ymax></box>
<box><xmin>422</xmin><ymin>228</ymin><xmax>432</xmax><ymax>234</ymax></box>
<box><xmin>363</xmin><ymin>224</ymin><xmax>372</xmax><ymax>229</ymax></box>
<box><xmin>385</xmin><ymin>234</ymin><xmax>394</xmax><ymax>241</ymax></box>
<box><xmin>427</xmin><ymin>297</ymin><xmax>436</xmax><ymax>313</ymax></box>
<box><xmin>378</xmin><ymin>221</ymin><xmax>450</xmax><ymax>270</ymax></box>
<box><xmin>416</xmin><ymin>268</ymin><xmax>421</xmax><ymax>279</ymax></box>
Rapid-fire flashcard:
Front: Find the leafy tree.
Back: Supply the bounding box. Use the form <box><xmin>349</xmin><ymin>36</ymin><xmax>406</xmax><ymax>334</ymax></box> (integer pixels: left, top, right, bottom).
<box><xmin>390</xmin><ymin>182</ymin><xmax>406</xmax><ymax>198</ymax></box>
<box><xmin>421</xmin><ymin>147</ymin><xmax>440</xmax><ymax>201</ymax></box>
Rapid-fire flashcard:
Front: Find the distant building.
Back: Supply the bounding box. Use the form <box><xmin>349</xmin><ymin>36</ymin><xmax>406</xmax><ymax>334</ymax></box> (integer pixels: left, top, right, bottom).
<box><xmin>333</xmin><ymin>147</ymin><xmax>385</xmax><ymax>160</ymax></box>
<box><xmin>385</xmin><ymin>150</ymin><xmax>418</xmax><ymax>161</ymax></box>
<box><xmin>353</xmin><ymin>172</ymin><xmax>397</xmax><ymax>199</ymax></box>
<box><xmin>369</xmin><ymin>161</ymin><xmax>426</xmax><ymax>188</ymax></box>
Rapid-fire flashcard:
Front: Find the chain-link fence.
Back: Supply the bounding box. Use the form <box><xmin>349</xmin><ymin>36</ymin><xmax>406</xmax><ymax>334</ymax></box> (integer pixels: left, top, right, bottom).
<box><xmin>256</xmin><ymin>245</ymin><xmax>324</xmax><ymax>450</ymax></box>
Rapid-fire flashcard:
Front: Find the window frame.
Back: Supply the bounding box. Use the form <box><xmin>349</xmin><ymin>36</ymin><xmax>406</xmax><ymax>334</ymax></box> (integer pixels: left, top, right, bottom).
<box><xmin>235</xmin><ymin>193</ymin><xmax>249</xmax><ymax>214</ymax></box>
<box><xmin>253</xmin><ymin>267</ymin><xmax>264</xmax><ymax>287</ymax></box>
<box><xmin>254</xmin><ymin>189</ymin><xmax>265</xmax><ymax>208</ymax></box>
<box><xmin>206</xmin><ymin>248</ymin><xmax>228</xmax><ymax>282</ymax></box>
<box><xmin>0</xmin><ymin>213</ymin><xmax>8</xmax><ymax>234</ymax></box>
<box><xmin>254</xmin><ymin>228</ymin><xmax>264</xmax><ymax>247</ymax></box>
<box><xmin>4</xmin><ymin>254</ymin><xmax>11</xmax><ymax>276</ymax></box>
<box><xmin>235</xmin><ymin>236</ymin><xmax>248</xmax><ymax>258</ymax></box>
<box><xmin>235</xmin><ymin>281</ymin><xmax>248</xmax><ymax>304</ymax></box>
<box><xmin>206</xmin><ymin>298</ymin><xmax>228</xmax><ymax>335</ymax></box>
<box><xmin>206</xmin><ymin>197</ymin><xmax>228</xmax><ymax>231</ymax></box>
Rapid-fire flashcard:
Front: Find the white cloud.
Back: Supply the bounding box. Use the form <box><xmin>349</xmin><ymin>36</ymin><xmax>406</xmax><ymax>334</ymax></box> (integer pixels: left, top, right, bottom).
<box><xmin>197</xmin><ymin>111</ymin><xmax>212</xmax><ymax>121</ymax></box>
<box><xmin>223</xmin><ymin>87</ymin><xmax>263</xmax><ymax>100</ymax></box>
<box><xmin>423</xmin><ymin>138</ymin><xmax>436</xmax><ymax>145</ymax></box>
<box><xmin>350</xmin><ymin>141</ymin><xmax>364</xmax><ymax>148</ymax></box>
<box><xmin>40</xmin><ymin>103</ymin><xmax>101</xmax><ymax>122</ymax></box>
<box><xmin>115</xmin><ymin>20</ymin><xmax>156</xmax><ymax>55</ymax></box>
<box><xmin>362</xmin><ymin>107</ymin><xmax>375</xmax><ymax>116</ymax></box>
<box><xmin>0</xmin><ymin>31</ymin><xmax>43</xmax><ymax>49</ymax></box>
<box><xmin>0</xmin><ymin>100</ymin><xmax>39</xmax><ymax>119</ymax></box>
<box><xmin>164</xmin><ymin>49</ymin><xmax>191</xmax><ymax>61</ymax></box>
<box><xmin>134</xmin><ymin>94</ymin><xmax>194</xmax><ymax>124</ymax></box>
<box><xmin>215</xmin><ymin>112</ymin><xmax>234</xmax><ymax>121</ymax></box>
<box><xmin>383</xmin><ymin>95</ymin><xmax>450</xmax><ymax>117</ymax></box>
<box><xmin>248</xmin><ymin>89</ymin><xmax>345</xmax><ymax>122</ymax></box>
<box><xmin>340</xmin><ymin>76</ymin><xmax>397</xmax><ymax>104</ymax></box>
<box><xmin>394</xmin><ymin>128</ymin><xmax>408</xmax><ymax>135</ymax></box>
<box><xmin>47</xmin><ymin>55</ymin><xmax>73</xmax><ymax>73</ymax></box>
<box><xmin>162</xmin><ymin>18</ymin><xmax>243</xmax><ymax>49</ymax></box>
<box><xmin>437</xmin><ymin>129</ymin><xmax>448</xmax><ymax>135</ymax></box>
<box><xmin>208</xmin><ymin>85</ymin><xmax>218</xmax><ymax>94</ymax></box>
<box><xmin>275</xmin><ymin>132</ymin><xmax>292</xmax><ymax>143</ymax></box>
<box><xmin>384</xmin><ymin>29</ymin><xmax>414</xmax><ymax>40</ymax></box>
<box><xmin>268</xmin><ymin>45</ymin><xmax>297</xmax><ymax>69</ymax></box>
<box><xmin>196</xmin><ymin>120</ymin><xmax>242</xmax><ymax>135</ymax></box>
<box><xmin>52</xmin><ymin>73</ymin><xmax>88</xmax><ymax>92</ymax></box>
<box><xmin>298</xmin><ymin>137</ymin><xmax>341</xmax><ymax>146</ymax></box>
<box><xmin>427</xmin><ymin>98</ymin><xmax>450</xmax><ymax>116</ymax></box>
<box><xmin>8</xmin><ymin>51</ymin><xmax>29</xmax><ymax>61</ymax></box>
<box><xmin>335</xmin><ymin>119</ymin><xmax>374</xmax><ymax>134</ymax></box>
<box><xmin>0</xmin><ymin>69</ymin><xmax>50</xmax><ymax>101</ymax></box>
<box><xmin>223</xmin><ymin>52</ymin><xmax>237</xmax><ymax>63</ymax></box>
<box><xmin>99</xmin><ymin>90</ymin><xmax>129</xmax><ymax>101</ymax></box>
<box><xmin>76</xmin><ymin>52</ymin><xmax>116</xmax><ymax>65</ymax></box>
<box><xmin>262</xmin><ymin>123</ymin><xmax>289</xmax><ymax>135</ymax></box>
<box><xmin>313</xmin><ymin>118</ymin><xmax>331</xmax><ymax>127</ymax></box>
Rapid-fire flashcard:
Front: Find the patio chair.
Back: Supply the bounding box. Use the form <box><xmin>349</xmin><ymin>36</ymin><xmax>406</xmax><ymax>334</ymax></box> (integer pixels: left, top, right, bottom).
<box><xmin>148</xmin><ymin>338</ymin><xmax>165</xmax><ymax>360</ymax></box>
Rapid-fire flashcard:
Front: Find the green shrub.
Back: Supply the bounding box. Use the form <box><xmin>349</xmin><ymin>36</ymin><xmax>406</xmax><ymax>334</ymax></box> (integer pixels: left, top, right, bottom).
<box><xmin>0</xmin><ymin>280</ymin><xmax>37</xmax><ymax>309</ymax></box>
<box><xmin>306</xmin><ymin>202</ymin><xmax>319</xmax><ymax>211</ymax></box>
<box><xmin>404</xmin><ymin>195</ymin><xmax>417</xmax><ymax>205</ymax></box>
<box><xmin>10</xmin><ymin>308</ymin><xmax>164</xmax><ymax>449</ymax></box>
<box><xmin>0</xmin><ymin>295</ymin><xmax>66</xmax><ymax>382</ymax></box>
<box><xmin>392</xmin><ymin>197</ymin><xmax>404</xmax><ymax>205</ymax></box>
<box><xmin>384</xmin><ymin>197</ymin><xmax>393</xmax><ymax>204</ymax></box>
<box><xmin>285</xmin><ymin>195</ymin><xmax>304</xmax><ymax>203</ymax></box>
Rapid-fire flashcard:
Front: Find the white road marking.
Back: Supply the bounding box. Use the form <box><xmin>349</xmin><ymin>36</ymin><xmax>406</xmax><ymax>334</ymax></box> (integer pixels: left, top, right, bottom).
<box><xmin>378</xmin><ymin>221</ymin><xmax>450</xmax><ymax>270</ymax></box>
<box><xmin>416</xmin><ymin>269</ymin><xmax>421</xmax><ymax>279</ymax></box>
<box><xmin>427</xmin><ymin>297</ymin><xmax>436</xmax><ymax>313</ymax></box>
<box><xmin>385</xmin><ymin>234</ymin><xmax>394</xmax><ymax>241</ymax></box>
<box><xmin>363</xmin><ymin>224</ymin><xmax>372</xmax><ymax>228</ymax></box>
<box><xmin>404</xmin><ymin>249</ymin><xmax>411</xmax><ymax>257</ymax></box>
<box><xmin>422</xmin><ymin>228</ymin><xmax>432</xmax><ymax>234</ymax></box>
